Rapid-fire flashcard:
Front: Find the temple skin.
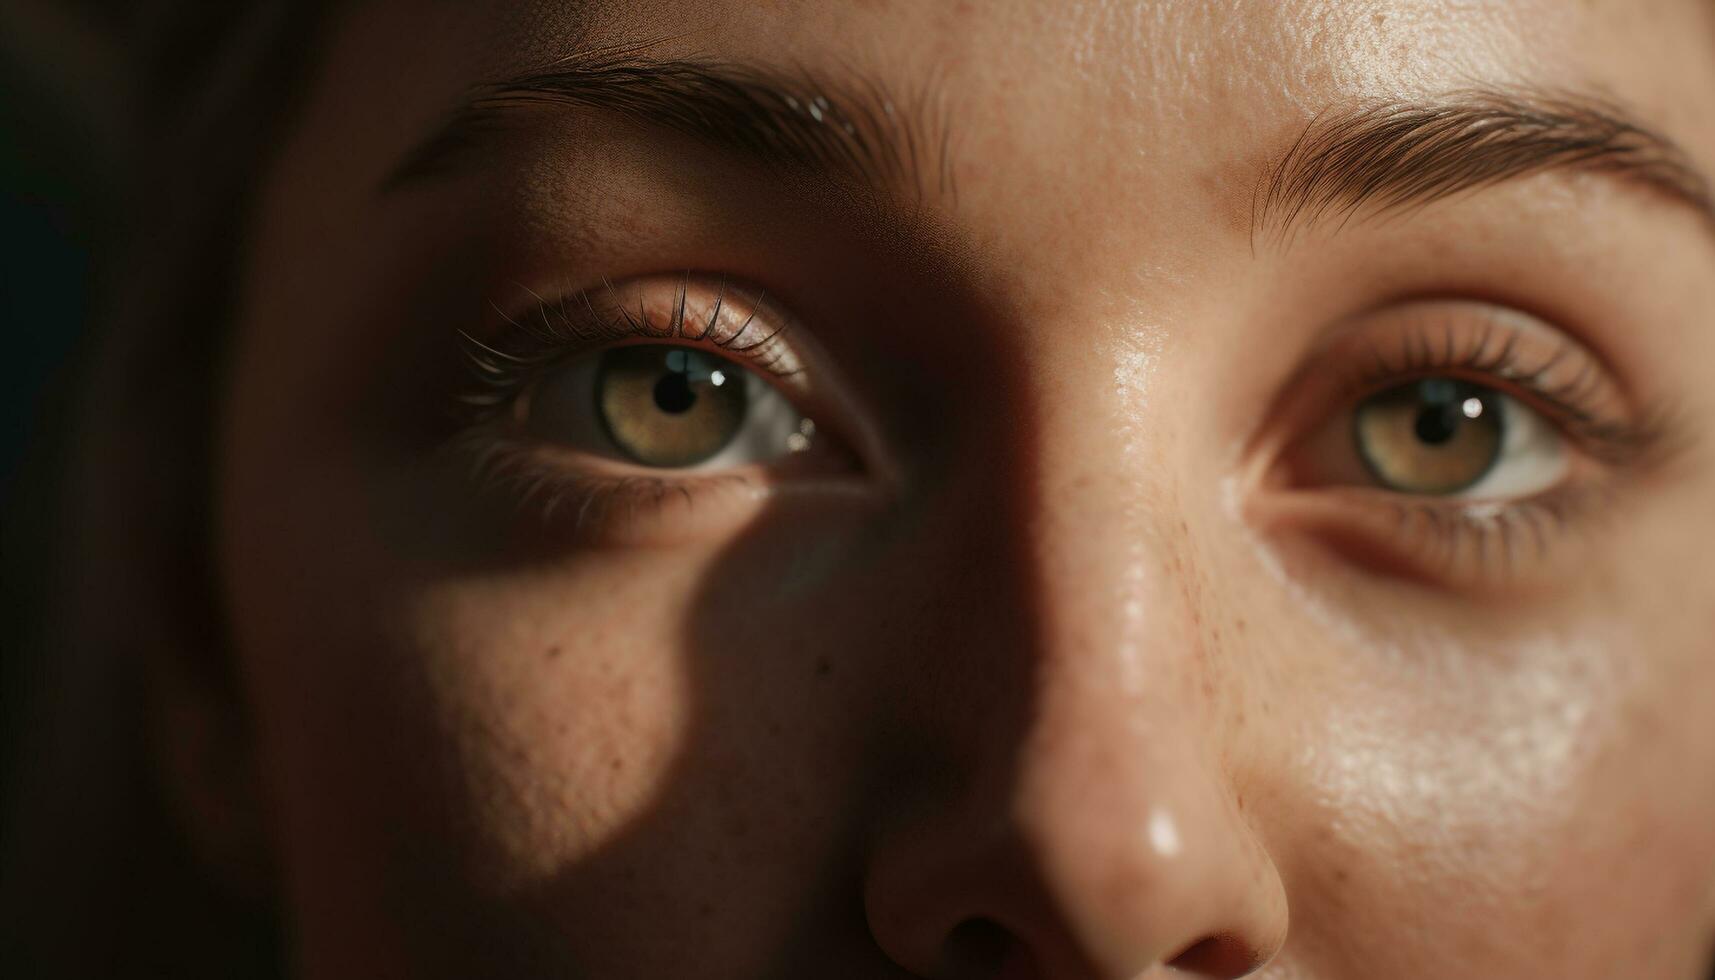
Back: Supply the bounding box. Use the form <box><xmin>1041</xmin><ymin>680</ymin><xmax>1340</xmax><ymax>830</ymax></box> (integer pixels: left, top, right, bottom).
<box><xmin>195</xmin><ymin>0</ymin><xmax>1715</xmax><ymax>977</ymax></box>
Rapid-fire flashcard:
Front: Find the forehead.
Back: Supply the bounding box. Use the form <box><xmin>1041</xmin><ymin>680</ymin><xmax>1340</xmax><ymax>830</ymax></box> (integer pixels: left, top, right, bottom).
<box><xmin>307</xmin><ymin>0</ymin><xmax>1714</xmax><ymax>286</ymax></box>
<box><xmin>334</xmin><ymin>0</ymin><xmax>1715</xmax><ymax>190</ymax></box>
<box><xmin>408</xmin><ymin>0</ymin><xmax>1715</xmax><ymax>113</ymax></box>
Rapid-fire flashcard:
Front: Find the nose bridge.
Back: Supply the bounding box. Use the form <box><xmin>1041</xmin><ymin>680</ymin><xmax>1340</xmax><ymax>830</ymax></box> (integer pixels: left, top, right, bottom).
<box><xmin>1019</xmin><ymin>299</ymin><xmax>1198</xmax><ymax>707</ymax></box>
<box><xmin>1001</xmin><ymin>301</ymin><xmax>1286</xmax><ymax>973</ymax></box>
<box><xmin>1025</xmin><ymin>479</ymin><xmax>1193</xmax><ymax>709</ymax></box>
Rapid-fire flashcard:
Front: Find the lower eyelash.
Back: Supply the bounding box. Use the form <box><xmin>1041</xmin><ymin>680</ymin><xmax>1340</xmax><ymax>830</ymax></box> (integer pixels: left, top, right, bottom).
<box><xmin>1251</xmin><ymin>477</ymin><xmax>1616</xmax><ymax>591</ymax></box>
<box><xmin>1385</xmin><ymin>492</ymin><xmax>1584</xmax><ymax>582</ymax></box>
<box><xmin>451</xmin><ymin>426</ymin><xmax>764</xmax><ymax>540</ymax></box>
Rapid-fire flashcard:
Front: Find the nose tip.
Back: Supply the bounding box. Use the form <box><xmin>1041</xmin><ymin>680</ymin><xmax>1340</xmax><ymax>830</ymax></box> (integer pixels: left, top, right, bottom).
<box><xmin>864</xmin><ymin>729</ymin><xmax>1289</xmax><ymax>980</ymax></box>
<box><xmin>1005</xmin><ymin>751</ymin><xmax>1288</xmax><ymax>979</ymax></box>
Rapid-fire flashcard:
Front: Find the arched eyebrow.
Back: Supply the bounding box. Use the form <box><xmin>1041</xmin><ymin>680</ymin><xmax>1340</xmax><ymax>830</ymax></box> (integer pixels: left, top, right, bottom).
<box><xmin>1252</xmin><ymin>90</ymin><xmax>1715</xmax><ymax>243</ymax></box>
<box><xmin>381</xmin><ymin>47</ymin><xmax>954</xmax><ymax>203</ymax></box>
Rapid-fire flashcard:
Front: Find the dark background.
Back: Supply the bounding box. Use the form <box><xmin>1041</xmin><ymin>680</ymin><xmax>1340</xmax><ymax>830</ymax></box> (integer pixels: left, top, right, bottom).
<box><xmin>0</xmin><ymin>0</ymin><xmax>125</xmax><ymax>854</ymax></box>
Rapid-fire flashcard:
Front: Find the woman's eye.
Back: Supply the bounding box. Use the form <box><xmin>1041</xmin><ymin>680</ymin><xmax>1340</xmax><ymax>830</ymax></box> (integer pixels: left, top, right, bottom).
<box><xmin>1254</xmin><ymin>307</ymin><xmax>1670</xmax><ymax>584</ymax></box>
<box><xmin>522</xmin><ymin>343</ymin><xmax>816</xmax><ymax>470</ymax></box>
<box><xmin>1350</xmin><ymin>377</ymin><xmax>1568</xmax><ymax>498</ymax></box>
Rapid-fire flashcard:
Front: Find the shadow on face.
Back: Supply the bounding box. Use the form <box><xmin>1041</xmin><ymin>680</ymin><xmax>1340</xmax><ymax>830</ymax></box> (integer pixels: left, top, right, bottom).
<box><xmin>196</xmin><ymin>1</ymin><xmax>1715</xmax><ymax>978</ymax></box>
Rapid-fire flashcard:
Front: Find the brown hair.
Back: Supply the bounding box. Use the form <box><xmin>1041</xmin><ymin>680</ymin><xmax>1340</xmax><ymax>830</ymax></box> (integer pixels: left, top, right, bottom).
<box><xmin>1</xmin><ymin>4</ymin><xmax>332</xmax><ymax>975</ymax></box>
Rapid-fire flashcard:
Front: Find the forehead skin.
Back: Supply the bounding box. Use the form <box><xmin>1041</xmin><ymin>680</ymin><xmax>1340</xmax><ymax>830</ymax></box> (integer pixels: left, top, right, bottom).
<box><xmin>221</xmin><ymin>1</ymin><xmax>1715</xmax><ymax>978</ymax></box>
<box><xmin>317</xmin><ymin>0</ymin><xmax>1715</xmax><ymax>318</ymax></box>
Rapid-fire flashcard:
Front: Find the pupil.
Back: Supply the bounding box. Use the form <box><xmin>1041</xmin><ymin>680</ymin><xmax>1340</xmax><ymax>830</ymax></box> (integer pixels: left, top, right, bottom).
<box><xmin>1413</xmin><ymin>403</ymin><xmax>1460</xmax><ymax>445</ymax></box>
<box><xmin>653</xmin><ymin>371</ymin><xmax>697</xmax><ymax>414</ymax></box>
<box><xmin>1410</xmin><ymin>379</ymin><xmax>1471</xmax><ymax>447</ymax></box>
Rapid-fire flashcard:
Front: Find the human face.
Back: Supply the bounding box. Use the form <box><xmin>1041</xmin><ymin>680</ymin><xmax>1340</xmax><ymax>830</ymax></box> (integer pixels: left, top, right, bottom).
<box><xmin>216</xmin><ymin>0</ymin><xmax>1715</xmax><ymax>976</ymax></box>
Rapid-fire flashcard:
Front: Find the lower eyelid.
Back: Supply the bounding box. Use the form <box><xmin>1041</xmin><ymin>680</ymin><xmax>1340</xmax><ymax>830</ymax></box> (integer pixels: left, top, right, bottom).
<box><xmin>452</xmin><ymin>424</ymin><xmax>875</xmax><ymax>547</ymax></box>
<box><xmin>1245</xmin><ymin>483</ymin><xmax>1602</xmax><ymax>592</ymax></box>
<box><xmin>468</xmin><ymin>443</ymin><xmax>772</xmax><ymax>547</ymax></box>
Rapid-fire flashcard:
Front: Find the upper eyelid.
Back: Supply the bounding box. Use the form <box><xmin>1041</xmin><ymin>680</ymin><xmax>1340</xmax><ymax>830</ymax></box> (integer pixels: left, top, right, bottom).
<box><xmin>1320</xmin><ymin>307</ymin><xmax>1621</xmax><ymax>410</ymax></box>
<box><xmin>1347</xmin><ymin>327</ymin><xmax>1600</xmax><ymax>423</ymax></box>
<box><xmin>472</xmin><ymin>276</ymin><xmax>809</xmax><ymax>380</ymax></box>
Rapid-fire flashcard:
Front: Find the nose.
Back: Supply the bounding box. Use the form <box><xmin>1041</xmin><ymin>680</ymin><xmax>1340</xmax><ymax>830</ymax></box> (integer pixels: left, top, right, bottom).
<box><xmin>863</xmin><ymin>661</ymin><xmax>1289</xmax><ymax>979</ymax></box>
<box><xmin>861</xmin><ymin>400</ymin><xmax>1288</xmax><ymax>980</ymax></box>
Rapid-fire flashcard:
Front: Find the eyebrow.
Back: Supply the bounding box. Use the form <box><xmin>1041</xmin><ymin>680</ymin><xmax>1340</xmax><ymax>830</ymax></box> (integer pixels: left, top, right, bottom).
<box><xmin>1253</xmin><ymin>90</ymin><xmax>1715</xmax><ymax>243</ymax></box>
<box><xmin>383</xmin><ymin>46</ymin><xmax>953</xmax><ymax>202</ymax></box>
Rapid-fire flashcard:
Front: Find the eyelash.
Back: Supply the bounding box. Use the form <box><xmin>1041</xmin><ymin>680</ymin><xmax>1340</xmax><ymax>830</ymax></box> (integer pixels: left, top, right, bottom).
<box><xmin>1344</xmin><ymin>317</ymin><xmax>1662</xmax><ymax>466</ymax></box>
<box><xmin>449</xmin><ymin>277</ymin><xmax>810</xmax><ymax>537</ymax></box>
<box><xmin>458</xmin><ymin>276</ymin><xmax>800</xmax><ymax>414</ymax></box>
<box><xmin>1374</xmin><ymin>488</ymin><xmax>1592</xmax><ymax>582</ymax></box>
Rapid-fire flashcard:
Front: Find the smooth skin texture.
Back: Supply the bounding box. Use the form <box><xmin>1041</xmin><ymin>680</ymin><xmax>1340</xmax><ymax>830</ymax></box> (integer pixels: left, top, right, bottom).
<box><xmin>204</xmin><ymin>0</ymin><xmax>1715</xmax><ymax>977</ymax></box>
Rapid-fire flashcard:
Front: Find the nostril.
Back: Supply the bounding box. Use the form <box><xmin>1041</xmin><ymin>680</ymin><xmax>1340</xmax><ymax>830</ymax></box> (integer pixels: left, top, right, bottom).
<box><xmin>942</xmin><ymin>917</ymin><xmax>1030</xmax><ymax>979</ymax></box>
<box><xmin>1167</xmin><ymin>935</ymin><xmax>1262</xmax><ymax>977</ymax></box>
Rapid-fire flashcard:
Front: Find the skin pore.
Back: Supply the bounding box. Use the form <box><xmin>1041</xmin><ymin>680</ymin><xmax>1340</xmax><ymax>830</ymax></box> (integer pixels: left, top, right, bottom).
<box><xmin>204</xmin><ymin>0</ymin><xmax>1715</xmax><ymax>977</ymax></box>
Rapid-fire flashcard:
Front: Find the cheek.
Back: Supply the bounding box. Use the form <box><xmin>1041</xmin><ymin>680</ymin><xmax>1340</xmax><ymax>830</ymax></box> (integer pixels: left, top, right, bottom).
<box><xmin>226</xmin><ymin>460</ymin><xmax>896</xmax><ymax>975</ymax></box>
<box><xmin>1280</xmin><ymin>620</ymin><xmax>1715</xmax><ymax>976</ymax></box>
<box><xmin>222</xmin><ymin>440</ymin><xmax>703</xmax><ymax>953</ymax></box>
<box><xmin>385</xmin><ymin>541</ymin><xmax>906</xmax><ymax>976</ymax></box>
<box><xmin>397</xmin><ymin>562</ymin><xmax>704</xmax><ymax>889</ymax></box>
